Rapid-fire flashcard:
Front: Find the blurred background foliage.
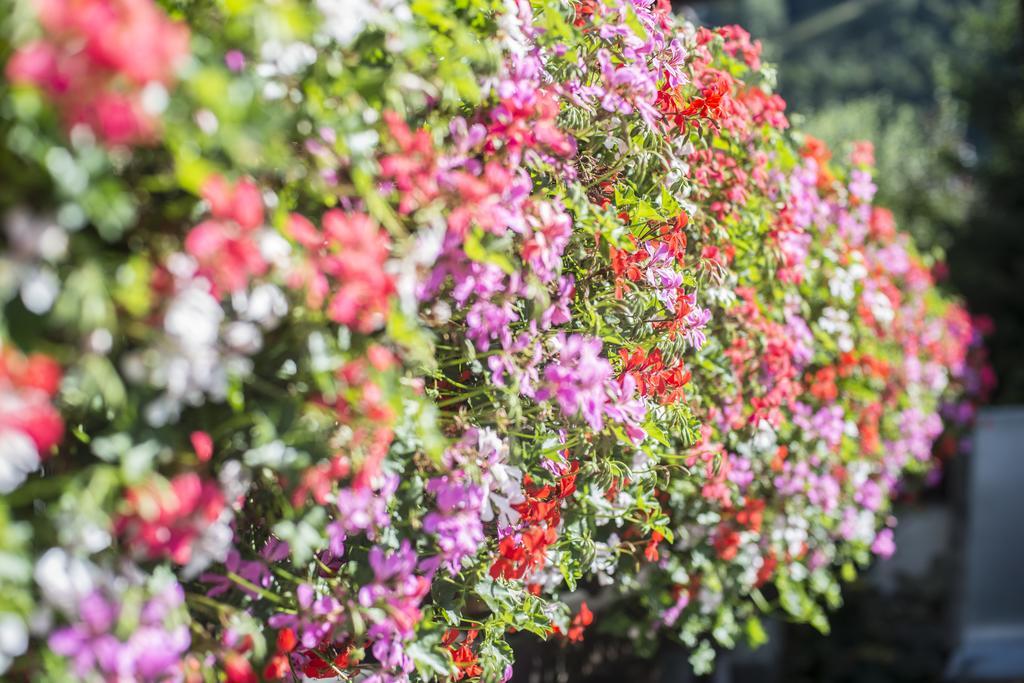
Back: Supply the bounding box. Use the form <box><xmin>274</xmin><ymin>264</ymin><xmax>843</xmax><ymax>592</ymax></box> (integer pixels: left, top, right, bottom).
<box><xmin>688</xmin><ymin>0</ymin><xmax>1024</xmax><ymax>403</ymax></box>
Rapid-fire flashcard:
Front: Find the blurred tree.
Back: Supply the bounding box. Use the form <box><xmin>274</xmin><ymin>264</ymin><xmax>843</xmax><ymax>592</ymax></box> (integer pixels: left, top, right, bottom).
<box><xmin>945</xmin><ymin>0</ymin><xmax>1024</xmax><ymax>401</ymax></box>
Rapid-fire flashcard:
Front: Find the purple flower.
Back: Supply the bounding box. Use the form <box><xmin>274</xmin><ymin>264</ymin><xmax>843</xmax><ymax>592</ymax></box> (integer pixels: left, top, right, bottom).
<box><xmin>466</xmin><ymin>300</ymin><xmax>518</xmax><ymax>352</ymax></box>
<box><xmin>268</xmin><ymin>583</ymin><xmax>342</xmax><ymax>651</ymax></box>
<box><xmin>854</xmin><ymin>479</ymin><xmax>884</xmax><ymax>511</ymax></box>
<box><xmin>661</xmin><ymin>589</ymin><xmax>690</xmax><ymax>627</ymax></box>
<box><xmin>849</xmin><ymin>169</ymin><xmax>877</xmax><ymax>203</ymax></box>
<box><xmin>726</xmin><ymin>454</ymin><xmax>754</xmax><ymax>490</ymax></box>
<box><xmin>356</xmin><ymin>542</ymin><xmax>432</xmax><ymax>674</ymax></box>
<box><xmin>604</xmin><ymin>374</ymin><xmax>647</xmax><ymax>444</ymax></box>
<box><xmin>683</xmin><ymin>306</ymin><xmax>712</xmax><ymax>351</ymax></box>
<box><xmin>423</xmin><ymin>475</ymin><xmax>486</xmax><ymax>574</ymax></box>
<box><xmin>48</xmin><ymin>583</ymin><xmax>190</xmax><ymax>682</ymax></box>
<box><xmin>326</xmin><ymin>475</ymin><xmax>397</xmax><ymax>556</ymax></box>
<box><xmin>224</xmin><ymin>49</ymin><xmax>246</xmax><ymax>72</ymax></box>
<box><xmin>871</xmin><ymin>528</ymin><xmax>896</xmax><ymax>558</ymax></box>
<box><xmin>442</xmin><ymin>428</ymin><xmax>525</xmax><ymax>532</ymax></box>
<box><xmin>200</xmin><ymin>547</ymin><xmax>271</xmax><ymax>598</ymax></box>
<box><xmin>538</xmin><ymin>334</ymin><xmax>612</xmax><ymax>430</ymax></box>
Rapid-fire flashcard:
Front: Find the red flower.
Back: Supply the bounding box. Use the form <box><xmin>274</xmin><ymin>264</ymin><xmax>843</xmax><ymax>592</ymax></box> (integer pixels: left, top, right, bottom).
<box><xmin>869</xmin><ymin>207</ymin><xmax>897</xmax><ymax>242</ymax></box>
<box><xmin>770</xmin><ymin>445</ymin><xmax>788</xmax><ymax>472</ymax></box>
<box><xmin>713</xmin><ymin>525</ymin><xmax>741</xmax><ymax>561</ymax></box>
<box><xmin>644</xmin><ymin>531</ymin><xmax>664</xmax><ymax>562</ymax></box>
<box><xmin>735</xmin><ymin>499</ymin><xmax>765</xmax><ymax>533</ymax></box>
<box><xmin>808</xmin><ymin>366</ymin><xmax>838</xmax><ymax>402</ymax></box>
<box><xmin>445</xmin><ymin>629</ymin><xmax>484</xmax><ymax>680</ymax></box>
<box><xmin>3</xmin><ymin>402</ymin><xmax>65</xmax><ymax>453</ymax></box>
<box><xmin>262</xmin><ymin>655</ymin><xmax>291</xmax><ymax>680</ymax></box>
<box><xmin>291</xmin><ymin>454</ymin><xmax>350</xmax><ymax>507</ymax></box>
<box><xmin>567</xmin><ymin>602</ymin><xmax>594</xmax><ymax>643</ymax></box>
<box><xmin>277</xmin><ymin>628</ymin><xmax>298</xmax><ymax>653</ymax></box>
<box><xmin>738</xmin><ymin>87</ymin><xmax>788</xmax><ymax>130</ymax></box>
<box><xmin>224</xmin><ymin>653</ymin><xmax>258</xmax><ymax>683</ymax></box>
<box><xmin>620</xmin><ymin>347</ymin><xmax>691</xmax><ymax>405</ymax></box>
<box><xmin>0</xmin><ymin>347</ymin><xmax>65</xmax><ymax>455</ymax></box>
<box><xmin>379</xmin><ymin>111</ymin><xmax>441</xmax><ymax>214</ymax></box>
<box><xmin>200</xmin><ymin>175</ymin><xmax>264</xmax><ymax>229</ymax></box>
<box><xmin>301</xmin><ymin>649</ymin><xmax>351</xmax><ymax>678</ymax></box>
<box><xmin>13</xmin><ymin>353</ymin><xmax>62</xmax><ymax>396</ymax></box>
<box><xmin>491</xmin><ymin>463</ymin><xmax>578</xmax><ymax>580</ymax></box>
<box><xmin>755</xmin><ymin>552</ymin><xmax>778</xmax><ymax>588</ymax></box>
<box><xmin>800</xmin><ymin>136</ymin><xmax>835</xmax><ymax>188</ymax></box>
<box><xmin>851</xmin><ymin>140</ymin><xmax>875</xmax><ymax>167</ymax></box>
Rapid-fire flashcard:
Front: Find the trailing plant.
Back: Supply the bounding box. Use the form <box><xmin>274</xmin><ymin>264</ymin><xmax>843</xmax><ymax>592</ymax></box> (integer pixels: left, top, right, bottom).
<box><xmin>0</xmin><ymin>0</ymin><xmax>987</xmax><ymax>681</ymax></box>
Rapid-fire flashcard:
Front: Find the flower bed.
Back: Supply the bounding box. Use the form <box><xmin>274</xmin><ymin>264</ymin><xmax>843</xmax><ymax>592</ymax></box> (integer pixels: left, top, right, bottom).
<box><xmin>0</xmin><ymin>0</ymin><xmax>986</xmax><ymax>681</ymax></box>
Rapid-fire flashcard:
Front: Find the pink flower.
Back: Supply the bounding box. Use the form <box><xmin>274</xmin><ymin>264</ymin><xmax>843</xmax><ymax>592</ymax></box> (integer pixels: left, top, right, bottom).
<box><xmin>1</xmin><ymin>399</ymin><xmax>64</xmax><ymax>453</ymax></box>
<box><xmin>202</xmin><ymin>175</ymin><xmax>265</xmax><ymax>230</ymax></box>
<box><xmin>190</xmin><ymin>431</ymin><xmax>213</xmax><ymax>462</ymax></box>
<box><xmin>116</xmin><ymin>473</ymin><xmax>226</xmax><ymax>565</ymax></box>
<box><xmin>284</xmin><ymin>210</ymin><xmax>394</xmax><ymax>333</ymax></box>
<box><xmin>7</xmin><ymin>0</ymin><xmax>189</xmax><ymax>145</ymax></box>
<box><xmin>90</xmin><ymin>91</ymin><xmax>154</xmax><ymax>146</ymax></box>
<box><xmin>185</xmin><ymin>175</ymin><xmax>268</xmax><ymax>296</ymax></box>
<box><xmin>185</xmin><ymin>219</ymin><xmax>267</xmax><ymax>296</ymax></box>
<box><xmin>4</xmin><ymin>41</ymin><xmax>66</xmax><ymax>93</ymax></box>
<box><xmin>871</xmin><ymin>528</ymin><xmax>896</xmax><ymax>558</ymax></box>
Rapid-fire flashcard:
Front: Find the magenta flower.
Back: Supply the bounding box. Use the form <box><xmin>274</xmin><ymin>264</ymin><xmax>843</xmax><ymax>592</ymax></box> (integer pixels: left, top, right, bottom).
<box><xmin>423</xmin><ymin>475</ymin><xmax>486</xmax><ymax>574</ymax></box>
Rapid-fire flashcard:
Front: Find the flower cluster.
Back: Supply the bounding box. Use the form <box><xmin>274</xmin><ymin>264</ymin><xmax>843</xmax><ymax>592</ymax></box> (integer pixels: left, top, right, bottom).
<box><xmin>0</xmin><ymin>0</ymin><xmax>990</xmax><ymax>681</ymax></box>
<box><xmin>5</xmin><ymin>0</ymin><xmax>189</xmax><ymax>146</ymax></box>
<box><xmin>0</xmin><ymin>346</ymin><xmax>63</xmax><ymax>493</ymax></box>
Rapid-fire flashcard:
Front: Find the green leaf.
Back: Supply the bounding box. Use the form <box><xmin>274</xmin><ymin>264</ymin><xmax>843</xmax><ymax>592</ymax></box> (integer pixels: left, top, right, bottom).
<box><xmin>407</xmin><ymin>640</ymin><xmax>453</xmax><ymax>679</ymax></box>
<box><xmin>463</xmin><ymin>229</ymin><xmax>516</xmax><ymax>275</ymax></box>
<box><xmin>745</xmin><ymin>616</ymin><xmax>768</xmax><ymax>649</ymax></box>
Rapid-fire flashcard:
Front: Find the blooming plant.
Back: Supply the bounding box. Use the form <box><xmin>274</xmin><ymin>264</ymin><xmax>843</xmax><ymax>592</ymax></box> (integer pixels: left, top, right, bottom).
<box><xmin>0</xmin><ymin>0</ymin><xmax>990</xmax><ymax>681</ymax></box>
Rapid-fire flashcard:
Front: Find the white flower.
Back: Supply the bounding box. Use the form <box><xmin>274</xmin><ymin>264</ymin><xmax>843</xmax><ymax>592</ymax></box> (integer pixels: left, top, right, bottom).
<box><xmin>181</xmin><ymin>510</ymin><xmax>233</xmax><ymax>579</ymax></box>
<box><xmin>140</xmin><ymin>82</ymin><xmax>170</xmax><ymax>115</ymax></box>
<box><xmin>165</xmin><ymin>285</ymin><xmax>223</xmax><ymax>349</ymax></box>
<box><xmin>258</xmin><ymin>40</ymin><xmax>317</xmax><ymax>77</ymax></box>
<box><xmin>258</xmin><ymin>231</ymin><xmax>292</xmax><ymax>271</ymax></box>
<box><xmin>316</xmin><ymin>0</ymin><xmax>409</xmax><ymax>46</ymax></box>
<box><xmin>848</xmin><ymin>260</ymin><xmax>868</xmax><ymax>281</ymax></box>
<box><xmin>244</xmin><ymin>441</ymin><xmax>300</xmax><ymax>468</ymax></box>
<box><xmin>480</xmin><ymin>461</ymin><xmax>524</xmax><ymax>530</ymax></box>
<box><xmin>2</xmin><ymin>209</ymin><xmax>67</xmax><ymax>314</ymax></box>
<box><xmin>223</xmin><ymin>321</ymin><xmax>263</xmax><ymax>355</ymax></box>
<box><xmin>348</xmin><ymin>130</ymin><xmax>380</xmax><ymax>156</ymax></box>
<box><xmin>591</xmin><ymin>534</ymin><xmax>620</xmax><ymax>586</ymax></box>
<box><xmin>34</xmin><ymin>548</ymin><xmax>95</xmax><ymax>615</ymax></box>
<box><xmin>819</xmin><ymin>307</ymin><xmax>854</xmax><ymax>353</ymax></box>
<box><xmin>864</xmin><ymin>288</ymin><xmax>895</xmax><ymax>325</ymax></box>
<box><xmin>233</xmin><ymin>283</ymin><xmax>289</xmax><ymax>328</ymax></box>
<box><xmin>129</xmin><ymin>273</ymin><xmax>262</xmax><ymax>427</ymax></box>
<box><xmin>849</xmin><ymin>509</ymin><xmax>877</xmax><ymax>544</ymax></box>
<box><xmin>0</xmin><ymin>429</ymin><xmax>40</xmax><ymax>495</ymax></box>
<box><xmin>20</xmin><ymin>267</ymin><xmax>60</xmax><ymax>314</ymax></box>
<box><xmin>828</xmin><ymin>267</ymin><xmax>857</xmax><ymax>303</ymax></box>
<box><xmin>472</xmin><ymin>428</ymin><xmax>525</xmax><ymax>530</ymax></box>
<box><xmin>4</xmin><ymin>208</ymin><xmax>67</xmax><ymax>262</ymax></box>
<box><xmin>751</xmin><ymin>420</ymin><xmax>777</xmax><ymax>453</ymax></box>
<box><xmin>0</xmin><ymin>613</ymin><xmax>28</xmax><ymax>675</ymax></box>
